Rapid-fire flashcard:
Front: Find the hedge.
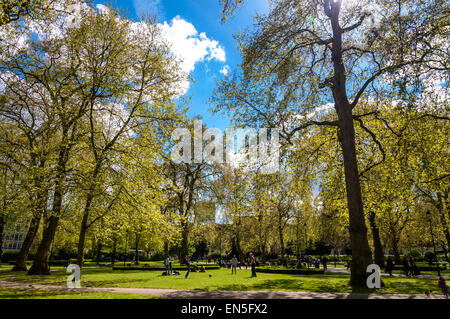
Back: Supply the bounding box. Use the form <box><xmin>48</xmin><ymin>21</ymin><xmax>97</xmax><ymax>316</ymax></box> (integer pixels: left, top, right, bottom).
<box><xmin>255</xmin><ymin>267</ymin><xmax>324</xmax><ymax>275</ymax></box>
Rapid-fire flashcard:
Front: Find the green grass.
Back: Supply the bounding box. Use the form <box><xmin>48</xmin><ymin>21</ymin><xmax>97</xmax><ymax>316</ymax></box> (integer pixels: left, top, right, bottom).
<box><xmin>0</xmin><ymin>267</ymin><xmax>445</xmax><ymax>296</ymax></box>
<box><xmin>0</xmin><ymin>288</ymin><xmax>159</xmax><ymax>299</ymax></box>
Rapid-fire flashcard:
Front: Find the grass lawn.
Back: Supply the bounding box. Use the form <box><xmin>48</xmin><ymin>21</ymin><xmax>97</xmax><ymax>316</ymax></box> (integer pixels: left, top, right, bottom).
<box><xmin>0</xmin><ymin>266</ymin><xmax>446</xmax><ymax>296</ymax></box>
<box><xmin>0</xmin><ymin>288</ymin><xmax>159</xmax><ymax>299</ymax></box>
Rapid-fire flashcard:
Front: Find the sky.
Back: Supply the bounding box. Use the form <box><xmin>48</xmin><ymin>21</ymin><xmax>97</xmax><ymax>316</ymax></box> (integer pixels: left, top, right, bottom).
<box><xmin>95</xmin><ymin>0</ymin><xmax>269</xmax><ymax>131</ymax></box>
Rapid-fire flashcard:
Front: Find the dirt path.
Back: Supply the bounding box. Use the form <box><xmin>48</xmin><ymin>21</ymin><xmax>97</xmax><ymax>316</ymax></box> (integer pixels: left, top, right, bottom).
<box><xmin>0</xmin><ymin>279</ymin><xmax>447</xmax><ymax>299</ymax></box>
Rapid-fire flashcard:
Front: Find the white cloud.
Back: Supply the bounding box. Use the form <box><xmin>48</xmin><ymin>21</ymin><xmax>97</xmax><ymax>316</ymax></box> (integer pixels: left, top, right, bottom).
<box><xmin>158</xmin><ymin>16</ymin><xmax>226</xmax><ymax>94</ymax></box>
<box><xmin>220</xmin><ymin>65</ymin><xmax>230</xmax><ymax>76</ymax></box>
<box><xmin>159</xmin><ymin>16</ymin><xmax>226</xmax><ymax>74</ymax></box>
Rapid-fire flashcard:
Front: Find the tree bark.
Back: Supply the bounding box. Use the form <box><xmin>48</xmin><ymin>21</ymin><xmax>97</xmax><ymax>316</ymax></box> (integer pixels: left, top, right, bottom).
<box><xmin>134</xmin><ymin>233</ymin><xmax>139</xmax><ymax>265</ymax></box>
<box><xmin>368</xmin><ymin>212</ymin><xmax>385</xmax><ymax>268</ymax></box>
<box><xmin>76</xmin><ymin>195</ymin><xmax>92</xmax><ymax>268</ymax></box>
<box><xmin>27</xmin><ymin>215</ymin><xmax>59</xmax><ymax>275</ymax></box>
<box><xmin>329</xmin><ymin>0</ymin><xmax>372</xmax><ymax>286</ymax></box>
<box><xmin>278</xmin><ymin>214</ymin><xmax>285</xmax><ymax>256</ymax></box>
<box><xmin>164</xmin><ymin>241</ymin><xmax>169</xmax><ymax>258</ymax></box>
<box><xmin>180</xmin><ymin>221</ymin><xmax>189</xmax><ymax>264</ymax></box>
<box><xmin>0</xmin><ymin>211</ymin><xmax>4</xmax><ymax>264</ymax></box>
<box><xmin>12</xmin><ymin>211</ymin><xmax>41</xmax><ymax>271</ymax></box>
<box><xmin>28</xmin><ymin>166</ymin><xmax>65</xmax><ymax>275</ymax></box>
<box><xmin>96</xmin><ymin>240</ymin><xmax>102</xmax><ymax>265</ymax></box>
<box><xmin>112</xmin><ymin>238</ymin><xmax>117</xmax><ymax>266</ymax></box>
<box><xmin>392</xmin><ymin>237</ymin><xmax>402</xmax><ymax>264</ymax></box>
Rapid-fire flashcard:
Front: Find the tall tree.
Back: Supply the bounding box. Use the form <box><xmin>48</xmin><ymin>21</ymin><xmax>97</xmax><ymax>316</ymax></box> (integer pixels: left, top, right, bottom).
<box><xmin>214</xmin><ymin>0</ymin><xmax>449</xmax><ymax>286</ymax></box>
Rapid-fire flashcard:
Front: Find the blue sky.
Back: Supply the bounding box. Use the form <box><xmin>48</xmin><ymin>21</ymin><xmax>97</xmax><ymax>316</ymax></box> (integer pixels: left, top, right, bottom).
<box><xmin>95</xmin><ymin>0</ymin><xmax>269</xmax><ymax>130</ymax></box>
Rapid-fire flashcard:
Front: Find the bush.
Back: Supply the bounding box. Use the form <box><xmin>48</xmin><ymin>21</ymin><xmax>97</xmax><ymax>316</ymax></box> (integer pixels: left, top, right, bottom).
<box><xmin>1</xmin><ymin>251</ymin><xmax>19</xmax><ymax>263</ymax></box>
<box><xmin>209</xmin><ymin>252</ymin><xmax>221</xmax><ymax>260</ymax></box>
<box><xmin>296</xmin><ymin>261</ymin><xmax>306</xmax><ymax>269</ymax></box>
<box><xmin>409</xmin><ymin>250</ymin><xmax>423</xmax><ymax>261</ymax></box>
<box><xmin>424</xmin><ymin>251</ymin><xmax>436</xmax><ymax>265</ymax></box>
<box><xmin>150</xmin><ymin>251</ymin><xmax>165</xmax><ymax>261</ymax></box>
<box><xmin>255</xmin><ymin>267</ymin><xmax>324</xmax><ymax>275</ymax></box>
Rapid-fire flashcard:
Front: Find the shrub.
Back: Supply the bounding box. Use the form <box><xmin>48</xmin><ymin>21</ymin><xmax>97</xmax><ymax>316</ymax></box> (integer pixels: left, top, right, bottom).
<box><xmin>424</xmin><ymin>251</ymin><xmax>436</xmax><ymax>265</ymax></box>
<box><xmin>150</xmin><ymin>251</ymin><xmax>165</xmax><ymax>261</ymax></box>
<box><xmin>1</xmin><ymin>251</ymin><xmax>19</xmax><ymax>262</ymax></box>
<box><xmin>409</xmin><ymin>250</ymin><xmax>423</xmax><ymax>261</ymax></box>
<box><xmin>296</xmin><ymin>261</ymin><xmax>306</xmax><ymax>269</ymax></box>
<box><xmin>255</xmin><ymin>267</ymin><xmax>324</xmax><ymax>275</ymax></box>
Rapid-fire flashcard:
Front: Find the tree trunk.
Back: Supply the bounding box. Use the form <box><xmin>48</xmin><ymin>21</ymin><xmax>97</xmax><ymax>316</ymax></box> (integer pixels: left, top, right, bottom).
<box><xmin>329</xmin><ymin>1</ymin><xmax>372</xmax><ymax>286</ymax></box>
<box><xmin>180</xmin><ymin>222</ymin><xmax>189</xmax><ymax>265</ymax></box>
<box><xmin>368</xmin><ymin>212</ymin><xmax>385</xmax><ymax>268</ymax></box>
<box><xmin>392</xmin><ymin>237</ymin><xmax>401</xmax><ymax>264</ymax></box>
<box><xmin>164</xmin><ymin>241</ymin><xmax>169</xmax><ymax>258</ymax></box>
<box><xmin>28</xmin><ymin>172</ymin><xmax>64</xmax><ymax>275</ymax></box>
<box><xmin>0</xmin><ymin>211</ymin><xmax>4</xmax><ymax>264</ymax></box>
<box><xmin>134</xmin><ymin>233</ymin><xmax>139</xmax><ymax>265</ymax></box>
<box><xmin>278</xmin><ymin>222</ymin><xmax>285</xmax><ymax>256</ymax></box>
<box><xmin>96</xmin><ymin>241</ymin><xmax>102</xmax><ymax>265</ymax></box>
<box><xmin>437</xmin><ymin>204</ymin><xmax>450</xmax><ymax>259</ymax></box>
<box><xmin>76</xmin><ymin>198</ymin><xmax>91</xmax><ymax>268</ymax></box>
<box><xmin>12</xmin><ymin>211</ymin><xmax>42</xmax><ymax>271</ymax></box>
<box><xmin>112</xmin><ymin>238</ymin><xmax>117</xmax><ymax>266</ymax></box>
<box><xmin>27</xmin><ymin>215</ymin><xmax>59</xmax><ymax>275</ymax></box>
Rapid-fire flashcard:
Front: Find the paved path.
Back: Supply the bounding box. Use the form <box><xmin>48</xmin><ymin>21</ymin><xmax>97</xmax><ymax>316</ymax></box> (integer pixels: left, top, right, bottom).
<box><xmin>0</xmin><ymin>280</ymin><xmax>447</xmax><ymax>299</ymax></box>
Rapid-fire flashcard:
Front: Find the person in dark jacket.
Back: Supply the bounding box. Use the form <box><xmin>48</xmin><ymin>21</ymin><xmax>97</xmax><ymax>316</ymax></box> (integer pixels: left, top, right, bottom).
<box><xmin>184</xmin><ymin>255</ymin><xmax>191</xmax><ymax>278</ymax></box>
<box><xmin>402</xmin><ymin>256</ymin><xmax>410</xmax><ymax>277</ymax></box>
<box><xmin>321</xmin><ymin>256</ymin><xmax>328</xmax><ymax>271</ymax></box>
<box><xmin>250</xmin><ymin>253</ymin><xmax>257</xmax><ymax>277</ymax></box>
<box><xmin>409</xmin><ymin>256</ymin><xmax>419</xmax><ymax>277</ymax></box>
<box><xmin>385</xmin><ymin>256</ymin><xmax>394</xmax><ymax>276</ymax></box>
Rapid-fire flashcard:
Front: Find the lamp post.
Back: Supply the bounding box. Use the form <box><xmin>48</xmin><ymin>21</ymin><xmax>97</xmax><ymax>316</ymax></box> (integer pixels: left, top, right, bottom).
<box><xmin>426</xmin><ymin>211</ymin><xmax>440</xmax><ymax>276</ymax></box>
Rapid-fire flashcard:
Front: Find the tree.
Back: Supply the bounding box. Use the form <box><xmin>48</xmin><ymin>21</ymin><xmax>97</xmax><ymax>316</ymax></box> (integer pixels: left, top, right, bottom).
<box><xmin>214</xmin><ymin>0</ymin><xmax>449</xmax><ymax>286</ymax></box>
<box><xmin>72</xmin><ymin>7</ymin><xmax>183</xmax><ymax>268</ymax></box>
<box><xmin>0</xmin><ymin>0</ymin><xmax>56</xmax><ymax>26</ymax></box>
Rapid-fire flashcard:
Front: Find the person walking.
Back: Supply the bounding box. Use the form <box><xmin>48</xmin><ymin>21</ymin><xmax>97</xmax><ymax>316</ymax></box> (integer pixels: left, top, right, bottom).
<box><xmin>250</xmin><ymin>253</ymin><xmax>257</xmax><ymax>277</ymax></box>
<box><xmin>409</xmin><ymin>256</ymin><xmax>419</xmax><ymax>277</ymax></box>
<box><xmin>438</xmin><ymin>277</ymin><xmax>449</xmax><ymax>299</ymax></box>
<box><xmin>385</xmin><ymin>256</ymin><xmax>394</xmax><ymax>276</ymax></box>
<box><xmin>402</xmin><ymin>255</ymin><xmax>410</xmax><ymax>277</ymax></box>
<box><xmin>184</xmin><ymin>255</ymin><xmax>191</xmax><ymax>278</ymax></box>
<box><xmin>321</xmin><ymin>256</ymin><xmax>328</xmax><ymax>271</ymax></box>
<box><xmin>231</xmin><ymin>255</ymin><xmax>238</xmax><ymax>274</ymax></box>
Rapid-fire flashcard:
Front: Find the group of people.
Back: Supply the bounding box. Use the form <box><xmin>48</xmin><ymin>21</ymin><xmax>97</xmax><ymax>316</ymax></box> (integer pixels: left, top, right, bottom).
<box><xmin>385</xmin><ymin>255</ymin><xmax>420</xmax><ymax>277</ymax></box>
<box><xmin>303</xmin><ymin>255</ymin><xmax>328</xmax><ymax>270</ymax></box>
<box><xmin>219</xmin><ymin>253</ymin><xmax>258</xmax><ymax>277</ymax></box>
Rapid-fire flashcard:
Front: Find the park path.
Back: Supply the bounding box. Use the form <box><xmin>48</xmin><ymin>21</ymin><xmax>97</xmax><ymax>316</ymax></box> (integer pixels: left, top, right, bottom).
<box><xmin>0</xmin><ymin>279</ymin><xmax>447</xmax><ymax>299</ymax></box>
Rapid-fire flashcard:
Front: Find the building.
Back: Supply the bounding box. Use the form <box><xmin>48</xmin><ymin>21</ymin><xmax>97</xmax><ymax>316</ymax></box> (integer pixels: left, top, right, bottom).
<box><xmin>2</xmin><ymin>219</ymin><xmax>27</xmax><ymax>252</ymax></box>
